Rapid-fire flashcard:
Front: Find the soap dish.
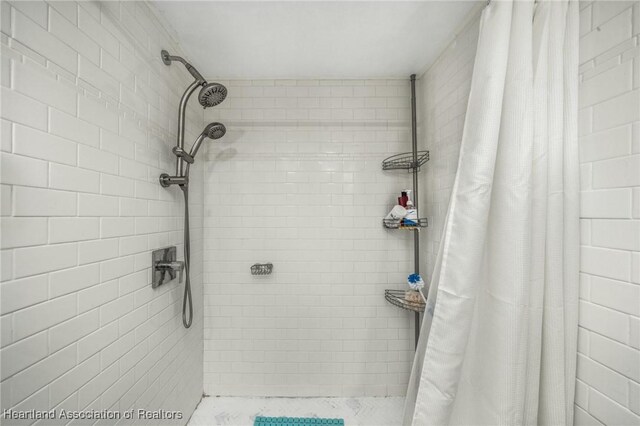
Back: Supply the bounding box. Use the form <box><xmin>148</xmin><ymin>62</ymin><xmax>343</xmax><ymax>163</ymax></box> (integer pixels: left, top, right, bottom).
<box><xmin>251</xmin><ymin>263</ymin><xmax>273</xmax><ymax>276</ymax></box>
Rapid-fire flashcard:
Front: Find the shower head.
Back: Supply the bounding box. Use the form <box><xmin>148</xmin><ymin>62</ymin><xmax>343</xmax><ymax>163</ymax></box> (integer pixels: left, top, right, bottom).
<box><xmin>188</xmin><ymin>122</ymin><xmax>226</xmax><ymax>159</ymax></box>
<box><xmin>204</xmin><ymin>122</ymin><xmax>226</xmax><ymax>139</ymax></box>
<box><xmin>198</xmin><ymin>83</ymin><xmax>227</xmax><ymax>108</ymax></box>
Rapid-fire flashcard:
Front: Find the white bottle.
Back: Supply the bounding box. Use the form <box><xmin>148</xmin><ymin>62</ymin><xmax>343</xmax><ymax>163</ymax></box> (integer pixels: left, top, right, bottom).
<box><xmin>405</xmin><ymin>200</ymin><xmax>418</xmax><ymax>226</ymax></box>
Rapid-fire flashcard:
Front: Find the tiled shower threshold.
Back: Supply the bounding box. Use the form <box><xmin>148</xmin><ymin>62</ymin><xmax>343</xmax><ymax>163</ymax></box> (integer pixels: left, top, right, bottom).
<box><xmin>187</xmin><ymin>396</ymin><xmax>405</xmax><ymax>426</ymax></box>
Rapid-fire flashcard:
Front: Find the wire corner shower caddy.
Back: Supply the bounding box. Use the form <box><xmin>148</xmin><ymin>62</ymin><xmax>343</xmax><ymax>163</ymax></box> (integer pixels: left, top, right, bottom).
<box><xmin>383</xmin><ymin>74</ymin><xmax>429</xmax><ymax>349</ymax></box>
<box><xmin>384</xmin><ymin>289</ymin><xmax>426</xmax><ymax>313</ymax></box>
<box><xmin>382</xmin><ymin>217</ymin><xmax>428</xmax><ymax>229</ymax></box>
<box><xmin>382</xmin><ymin>150</ymin><xmax>430</xmax><ymax>172</ymax></box>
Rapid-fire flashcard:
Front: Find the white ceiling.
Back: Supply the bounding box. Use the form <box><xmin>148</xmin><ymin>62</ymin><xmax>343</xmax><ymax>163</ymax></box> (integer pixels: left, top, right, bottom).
<box><xmin>152</xmin><ymin>1</ymin><xmax>479</xmax><ymax>80</ymax></box>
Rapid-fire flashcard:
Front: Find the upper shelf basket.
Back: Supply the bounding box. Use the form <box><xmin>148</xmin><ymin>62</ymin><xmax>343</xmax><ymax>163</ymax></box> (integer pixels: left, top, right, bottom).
<box><xmin>382</xmin><ymin>151</ymin><xmax>430</xmax><ymax>172</ymax></box>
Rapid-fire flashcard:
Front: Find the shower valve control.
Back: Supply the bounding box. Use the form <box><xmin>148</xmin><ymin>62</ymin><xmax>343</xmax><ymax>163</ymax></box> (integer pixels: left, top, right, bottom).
<box><xmin>152</xmin><ymin>246</ymin><xmax>183</xmax><ymax>288</ymax></box>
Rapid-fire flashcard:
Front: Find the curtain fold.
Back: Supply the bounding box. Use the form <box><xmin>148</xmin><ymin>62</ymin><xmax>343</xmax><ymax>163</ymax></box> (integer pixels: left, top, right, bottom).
<box><xmin>403</xmin><ymin>1</ymin><xmax>579</xmax><ymax>424</ymax></box>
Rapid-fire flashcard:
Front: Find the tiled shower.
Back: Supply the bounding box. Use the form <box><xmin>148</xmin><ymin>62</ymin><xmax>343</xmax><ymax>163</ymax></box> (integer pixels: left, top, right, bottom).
<box><xmin>1</xmin><ymin>1</ymin><xmax>639</xmax><ymax>425</ymax></box>
<box><xmin>202</xmin><ymin>79</ymin><xmax>417</xmax><ymax>397</ymax></box>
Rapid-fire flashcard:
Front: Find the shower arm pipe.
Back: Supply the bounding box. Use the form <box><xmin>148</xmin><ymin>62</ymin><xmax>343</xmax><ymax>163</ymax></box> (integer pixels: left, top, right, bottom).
<box><xmin>176</xmin><ymin>79</ymin><xmax>203</xmax><ymax>177</ymax></box>
<box><xmin>162</xmin><ymin>51</ymin><xmax>206</xmax><ymax>83</ymax></box>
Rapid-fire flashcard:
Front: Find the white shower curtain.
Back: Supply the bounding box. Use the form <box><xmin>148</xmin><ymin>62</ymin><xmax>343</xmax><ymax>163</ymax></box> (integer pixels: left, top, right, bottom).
<box><xmin>404</xmin><ymin>0</ymin><xmax>579</xmax><ymax>424</ymax></box>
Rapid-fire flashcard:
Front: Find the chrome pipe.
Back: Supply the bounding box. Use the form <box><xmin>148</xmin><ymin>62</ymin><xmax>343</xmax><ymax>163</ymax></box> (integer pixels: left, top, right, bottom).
<box><xmin>410</xmin><ymin>74</ymin><xmax>420</xmax><ymax>276</ymax></box>
<box><xmin>161</xmin><ymin>50</ymin><xmax>206</xmax><ymax>83</ymax></box>
<box><xmin>410</xmin><ymin>74</ymin><xmax>420</xmax><ymax>350</ymax></box>
<box><xmin>410</xmin><ymin>75</ymin><xmax>419</xmax><ymax>213</ymax></box>
<box><xmin>176</xmin><ymin>79</ymin><xmax>202</xmax><ymax>176</ymax></box>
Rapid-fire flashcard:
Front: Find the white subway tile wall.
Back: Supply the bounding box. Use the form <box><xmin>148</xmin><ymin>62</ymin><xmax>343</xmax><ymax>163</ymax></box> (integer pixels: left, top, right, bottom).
<box><xmin>201</xmin><ymin>79</ymin><xmax>418</xmax><ymax>396</ymax></box>
<box><xmin>0</xmin><ymin>0</ymin><xmax>205</xmax><ymax>422</ymax></box>
<box><xmin>578</xmin><ymin>1</ymin><xmax>640</xmax><ymax>424</ymax></box>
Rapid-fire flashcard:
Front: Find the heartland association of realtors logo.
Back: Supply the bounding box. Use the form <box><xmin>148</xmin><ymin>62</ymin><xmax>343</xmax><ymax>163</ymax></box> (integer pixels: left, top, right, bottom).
<box><xmin>2</xmin><ymin>408</ymin><xmax>183</xmax><ymax>420</ymax></box>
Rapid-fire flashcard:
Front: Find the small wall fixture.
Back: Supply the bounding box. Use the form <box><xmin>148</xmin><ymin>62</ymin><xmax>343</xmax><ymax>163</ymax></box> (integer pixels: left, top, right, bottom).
<box><xmin>251</xmin><ymin>263</ymin><xmax>273</xmax><ymax>276</ymax></box>
<box><xmin>152</xmin><ymin>246</ymin><xmax>184</xmax><ymax>288</ymax></box>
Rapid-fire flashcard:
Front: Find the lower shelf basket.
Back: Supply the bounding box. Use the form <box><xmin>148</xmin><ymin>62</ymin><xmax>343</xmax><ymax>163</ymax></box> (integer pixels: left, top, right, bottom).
<box><xmin>383</xmin><ymin>217</ymin><xmax>428</xmax><ymax>229</ymax></box>
<box><xmin>384</xmin><ymin>289</ymin><xmax>425</xmax><ymax>313</ymax></box>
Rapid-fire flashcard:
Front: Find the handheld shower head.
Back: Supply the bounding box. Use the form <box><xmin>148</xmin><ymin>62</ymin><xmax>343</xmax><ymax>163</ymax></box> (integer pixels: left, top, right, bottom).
<box><xmin>204</xmin><ymin>122</ymin><xmax>226</xmax><ymax>139</ymax></box>
<box><xmin>188</xmin><ymin>122</ymin><xmax>226</xmax><ymax>159</ymax></box>
<box><xmin>198</xmin><ymin>83</ymin><xmax>227</xmax><ymax>108</ymax></box>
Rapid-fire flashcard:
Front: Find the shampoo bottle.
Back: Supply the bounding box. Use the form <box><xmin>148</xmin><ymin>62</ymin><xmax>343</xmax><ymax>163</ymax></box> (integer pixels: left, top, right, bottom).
<box><xmin>404</xmin><ymin>190</ymin><xmax>418</xmax><ymax>226</ymax></box>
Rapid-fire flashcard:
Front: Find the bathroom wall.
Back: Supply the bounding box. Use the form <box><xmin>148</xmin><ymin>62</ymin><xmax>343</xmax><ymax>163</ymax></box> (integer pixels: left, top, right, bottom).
<box><xmin>201</xmin><ymin>79</ymin><xmax>418</xmax><ymax>396</ymax></box>
<box><xmin>0</xmin><ymin>1</ymin><xmax>204</xmax><ymax>422</ymax></box>
<box><xmin>576</xmin><ymin>1</ymin><xmax>640</xmax><ymax>425</ymax></box>
<box><xmin>415</xmin><ymin>7</ymin><xmax>480</xmax><ymax>279</ymax></box>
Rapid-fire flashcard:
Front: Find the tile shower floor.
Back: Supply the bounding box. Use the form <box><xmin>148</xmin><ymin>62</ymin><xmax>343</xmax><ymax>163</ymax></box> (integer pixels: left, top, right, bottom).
<box><xmin>187</xmin><ymin>396</ymin><xmax>404</xmax><ymax>426</ymax></box>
